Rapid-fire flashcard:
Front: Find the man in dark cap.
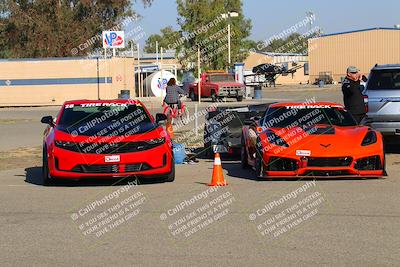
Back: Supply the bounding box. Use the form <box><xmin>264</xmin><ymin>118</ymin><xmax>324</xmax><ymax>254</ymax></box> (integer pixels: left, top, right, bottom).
<box><xmin>341</xmin><ymin>66</ymin><xmax>367</xmax><ymax>124</ymax></box>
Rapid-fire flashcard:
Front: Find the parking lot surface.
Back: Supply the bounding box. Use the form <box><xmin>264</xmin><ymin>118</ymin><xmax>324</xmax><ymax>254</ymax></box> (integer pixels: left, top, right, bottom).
<box><xmin>1</xmin><ymin>85</ymin><xmax>399</xmax><ymax>266</ymax></box>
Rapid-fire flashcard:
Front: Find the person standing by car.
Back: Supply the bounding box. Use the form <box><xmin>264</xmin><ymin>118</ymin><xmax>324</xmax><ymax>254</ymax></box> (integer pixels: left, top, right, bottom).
<box><xmin>164</xmin><ymin>78</ymin><xmax>186</xmax><ymax>110</ymax></box>
<box><xmin>342</xmin><ymin>66</ymin><xmax>367</xmax><ymax>124</ymax></box>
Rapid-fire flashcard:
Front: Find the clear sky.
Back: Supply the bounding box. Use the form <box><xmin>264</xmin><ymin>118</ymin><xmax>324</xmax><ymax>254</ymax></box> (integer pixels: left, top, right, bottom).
<box><xmin>132</xmin><ymin>0</ymin><xmax>400</xmax><ymax>45</ymax></box>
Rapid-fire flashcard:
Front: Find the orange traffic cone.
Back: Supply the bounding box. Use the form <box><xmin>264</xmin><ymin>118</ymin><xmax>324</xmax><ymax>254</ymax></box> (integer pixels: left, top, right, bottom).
<box><xmin>208</xmin><ymin>153</ymin><xmax>227</xmax><ymax>186</ymax></box>
<box><xmin>166</xmin><ymin>117</ymin><xmax>174</xmax><ymax>139</ymax></box>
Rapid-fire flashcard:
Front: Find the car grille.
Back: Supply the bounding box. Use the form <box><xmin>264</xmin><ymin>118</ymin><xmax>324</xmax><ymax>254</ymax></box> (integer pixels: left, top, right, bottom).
<box><xmin>72</xmin><ymin>164</ymin><xmax>119</xmax><ymax>173</ymax></box>
<box><xmin>56</xmin><ymin>141</ymin><xmax>163</xmax><ymax>154</ymax></box>
<box><xmin>221</xmin><ymin>86</ymin><xmax>243</xmax><ymax>90</ymax></box>
<box><xmin>307</xmin><ymin>157</ymin><xmax>353</xmax><ymax>167</ymax></box>
<box><xmin>71</xmin><ymin>163</ymin><xmax>152</xmax><ymax>173</ymax></box>
<box><xmin>354</xmin><ymin>155</ymin><xmax>382</xmax><ymax>170</ymax></box>
<box><xmin>267</xmin><ymin>157</ymin><xmax>298</xmax><ymax>171</ymax></box>
<box><xmin>125</xmin><ymin>163</ymin><xmax>152</xmax><ymax>172</ymax></box>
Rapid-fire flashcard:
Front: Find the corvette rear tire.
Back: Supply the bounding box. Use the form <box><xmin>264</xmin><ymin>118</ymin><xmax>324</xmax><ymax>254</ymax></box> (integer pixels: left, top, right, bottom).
<box><xmin>42</xmin><ymin>146</ymin><xmax>52</xmax><ymax>186</ymax></box>
<box><xmin>164</xmin><ymin>159</ymin><xmax>175</xmax><ymax>182</ymax></box>
<box><xmin>255</xmin><ymin>153</ymin><xmax>264</xmax><ymax>181</ymax></box>
<box><xmin>241</xmin><ymin>137</ymin><xmax>250</xmax><ymax>169</ymax></box>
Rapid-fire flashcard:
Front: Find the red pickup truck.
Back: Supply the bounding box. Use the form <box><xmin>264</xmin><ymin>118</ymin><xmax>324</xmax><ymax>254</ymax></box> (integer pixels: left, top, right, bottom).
<box><xmin>188</xmin><ymin>71</ymin><xmax>245</xmax><ymax>102</ymax></box>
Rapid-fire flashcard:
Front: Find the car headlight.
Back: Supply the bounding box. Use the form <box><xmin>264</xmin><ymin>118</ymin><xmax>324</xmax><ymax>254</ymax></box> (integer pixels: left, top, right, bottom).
<box><xmin>145</xmin><ymin>137</ymin><xmax>165</xmax><ymax>145</ymax></box>
<box><xmin>55</xmin><ymin>140</ymin><xmax>77</xmax><ymax>148</ymax></box>
<box><xmin>361</xmin><ymin>131</ymin><xmax>377</xmax><ymax>146</ymax></box>
<box><xmin>266</xmin><ymin>131</ymin><xmax>289</xmax><ymax>148</ymax></box>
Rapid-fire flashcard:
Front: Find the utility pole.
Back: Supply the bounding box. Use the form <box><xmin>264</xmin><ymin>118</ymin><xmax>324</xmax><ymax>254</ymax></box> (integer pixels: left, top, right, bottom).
<box><xmin>160</xmin><ymin>47</ymin><xmax>164</xmax><ymax>104</ymax></box>
<box><xmin>137</xmin><ymin>43</ymin><xmax>141</xmax><ymax>98</ymax></box>
<box><xmin>156</xmin><ymin>41</ymin><xmax>159</xmax><ymax>65</ymax></box>
<box><xmin>96</xmin><ymin>57</ymin><xmax>100</xmax><ymax>100</ymax></box>
<box><xmin>221</xmin><ymin>11</ymin><xmax>239</xmax><ymax>69</ymax></box>
<box><xmin>197</xmin><ymin>46</ymin><xmax>201</xmax><ymax>104</ymax></box>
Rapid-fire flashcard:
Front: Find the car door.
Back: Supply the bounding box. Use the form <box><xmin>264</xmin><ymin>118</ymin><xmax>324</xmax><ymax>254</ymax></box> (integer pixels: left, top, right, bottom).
<box><xmin>366</xmin><ymin>68</ymin><xmax>400</xmax><ymax>122</ymax></box>
<box><xmin>203</xmin><ymin>75</ymin><xmax>212</xmax><ymax>97</ymax></box>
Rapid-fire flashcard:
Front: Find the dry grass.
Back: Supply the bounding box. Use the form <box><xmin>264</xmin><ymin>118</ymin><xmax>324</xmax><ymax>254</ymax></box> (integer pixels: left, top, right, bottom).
<box><xmin>0</xmin><ymin>146</ymin><xmax>42</xmax><ymax>170</ymax></box>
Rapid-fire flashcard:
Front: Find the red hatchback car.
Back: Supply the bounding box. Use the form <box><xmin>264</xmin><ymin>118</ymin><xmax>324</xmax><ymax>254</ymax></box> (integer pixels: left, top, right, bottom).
<box><xmin>40</xmin><ymin>99</ymin><xmax>174</xmax><ymax>184</ymax></box>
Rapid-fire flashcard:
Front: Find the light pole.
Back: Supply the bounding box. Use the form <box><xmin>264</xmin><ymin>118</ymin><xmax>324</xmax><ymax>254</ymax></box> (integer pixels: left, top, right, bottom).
<box><xmin>221</xmin><ymin>11</ymin><xmax>239</xmax><ymax>67</ymax></box>
<box><xmin>306</xmin><ymin>11</ymin><xmax>314</xmax><ymax>31</ymax></box>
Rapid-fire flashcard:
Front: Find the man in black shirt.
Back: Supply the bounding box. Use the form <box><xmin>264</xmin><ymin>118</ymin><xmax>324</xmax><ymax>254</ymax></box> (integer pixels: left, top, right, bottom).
<box><xmin>341</xmin><ymin>66</ymin><xmax>366</xmax><ymax>124</ymax></box>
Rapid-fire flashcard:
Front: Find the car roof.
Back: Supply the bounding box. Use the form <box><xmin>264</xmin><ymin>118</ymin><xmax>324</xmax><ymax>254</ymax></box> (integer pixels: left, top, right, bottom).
<box><xmin>63</xmin><ymin>99</ymin><xmax>143</xmax><ymax>105</ymax></box>
<box><xmin>270</xmin><ymin>101</ymin><xmax>344</xmax><ymax>108</ymax></box>
<box><xmin>371</xmin><ymin>64</ymin><xmax>400</xmax><ymax>70</ymax></box>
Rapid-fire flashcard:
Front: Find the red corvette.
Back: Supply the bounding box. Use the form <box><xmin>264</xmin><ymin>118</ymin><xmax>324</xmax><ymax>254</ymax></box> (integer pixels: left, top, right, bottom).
<box><xmin>41</xmin><ymin>99</ymin><xmax>174</xmax><ymax>184</ymax></box>
<box><xmin>241</xmin><ymin>102</ymin><xmax>385</xmax><ymax>179</ymax></box>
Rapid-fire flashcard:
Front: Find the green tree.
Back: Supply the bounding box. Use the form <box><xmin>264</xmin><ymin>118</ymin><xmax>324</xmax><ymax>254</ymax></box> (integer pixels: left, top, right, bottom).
<box><xmin>144</xmin><ymin>26</ymin><xmax>181</xmax><ymax>53</ymax></box>
<box><xmin>0</xmin><ymin>0</ymin><xmax>153</xmax><ymax>58</ymax></box>
<box><xmin>176</xmin><ymin>0</ymin><xmax>252</xmax><ymax>70</ymax></box>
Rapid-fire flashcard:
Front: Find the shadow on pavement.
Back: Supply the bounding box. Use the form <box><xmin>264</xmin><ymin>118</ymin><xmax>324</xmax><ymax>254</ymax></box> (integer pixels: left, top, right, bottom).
<box><xmin>221</xmin><ymin>161</ymin><xmax>258</xmax><ymax>181</ymax></box>
<box><xmin>221</xmin><ymin>161</ymin><xmax>382</xmax><ymax>182</ymax></box>
<box><xmin>24</xmin><ymin>167</ymin><xmax>165</xmax><ymax>187</ymax></box>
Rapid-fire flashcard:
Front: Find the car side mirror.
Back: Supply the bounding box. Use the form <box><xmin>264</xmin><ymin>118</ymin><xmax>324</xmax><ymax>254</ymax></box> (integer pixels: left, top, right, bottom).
<box><xmin>41</xmin><ymin>116</ymin><xmax>54</xmax><ymax>125</ymax></box>
<box><xmin>155</xmin><ymin>113</ymin><xmax>167</xmax><ymax>123</ymax></box>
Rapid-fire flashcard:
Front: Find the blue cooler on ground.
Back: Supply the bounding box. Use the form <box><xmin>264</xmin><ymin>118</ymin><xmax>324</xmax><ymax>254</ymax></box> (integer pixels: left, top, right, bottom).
<box><xmin>173</xmin><ymin>143</ymin><xmax>186</xmax><ymax>164</ymax></box>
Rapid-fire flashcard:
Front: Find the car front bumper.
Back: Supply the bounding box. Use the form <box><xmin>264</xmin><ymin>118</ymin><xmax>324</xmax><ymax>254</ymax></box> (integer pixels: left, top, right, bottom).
<box><xmin>47</xmin><ymin>144</ymin><xmax>173</xmax><ymax>179</ymax></box>
<box><xmin>259</xmin><ymin>154</ymin><xmax>385</xmax><ymax>178</ymax></box>
<box><xmin>218</xmin><ymin>89</ymin><xmax>244</xmax><ymax>97</ymax></box>
<box><xmin>366</xmin><ymin>121</ymin><xmax>400</xmax><ymax>136</ymax></box>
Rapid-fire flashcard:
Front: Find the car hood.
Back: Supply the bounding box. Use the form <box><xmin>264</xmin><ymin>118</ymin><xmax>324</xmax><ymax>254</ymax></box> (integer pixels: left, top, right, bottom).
<box><xmin>211</xmin><ymin>82</ymin><xmax>244</xmax><ymax>87</ymax></box>
<box><xmin>263</xmin><ymin>125</ymin><xmax>373</xmax><ymax>157</ymax></box>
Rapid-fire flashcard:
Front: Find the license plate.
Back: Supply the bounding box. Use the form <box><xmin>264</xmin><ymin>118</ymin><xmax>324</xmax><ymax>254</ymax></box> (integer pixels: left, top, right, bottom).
<box><xmin>296</xmin><ymin>150</ymin><xmax>311</xmax><ymax>156</ymax></box>
<box><xmin>213</xmin><ymin>145</ymin><xmax>228</xmax><ymax>153</ymax></box>
<box><xmin>105</xmin><ymin>155</ymin><xmax>120</xmax><ymax>163</ymax></box>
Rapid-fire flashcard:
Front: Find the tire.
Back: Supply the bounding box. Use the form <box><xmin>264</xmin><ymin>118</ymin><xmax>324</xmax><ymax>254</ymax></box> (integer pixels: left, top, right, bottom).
<box><xmin>189</xmin><ymin>90</ymin><xmax>197</xmax><ymax>101</ymax></box>
<box><xmin>211</xmin><ymin>90</ymin><xmax>217</xmax><ymax>102</ymax></box>
<box><xmin>42</xmin><ymin>146</ymin><xmax>52</xmax><ymax>186</ymax></box>
<box><xmin>255</xmin><ymin>154</ymin><xmax>263</xmax><ymax>181</ymax></box>
<box><xmin>241</xmin><ymin>137</ymin><xmax>250</xmax><ymax>169</ymax></box>
<box><xmin>165</xmin><ymin>159</ymin><xmax>175</xmax><ymax>182</ymax></box>
<box><xmin>237</xmin><ymin>96</ymin><xmax>243</xmax><ymax>102</ymax></box>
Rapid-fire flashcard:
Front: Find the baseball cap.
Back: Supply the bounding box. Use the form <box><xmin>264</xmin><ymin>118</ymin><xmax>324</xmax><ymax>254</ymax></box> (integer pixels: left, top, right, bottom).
<box><xmin>347</xmin><ymin>66</ymin><xmax>359</xmax><ymax>73</ymax></box>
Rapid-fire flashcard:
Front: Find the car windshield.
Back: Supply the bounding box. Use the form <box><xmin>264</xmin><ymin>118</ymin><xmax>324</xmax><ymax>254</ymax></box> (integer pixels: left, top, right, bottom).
<box><xmin>367</xmin><ymin>69</ymin><xmax>400</xmax><ymax>90</ymax></box>
<box><xmin>58</xmin><ymin>103</ymin><xmax>153</xmax><ymax>136</ymax></box>
<box><xmin>209</xmin><ymin>74</ymin><xmax>235</xmax><ymax>83</ymax></box>
<box><xmin>262</xmin><ymin>106</ymin><xmax>357</xmax><ymax>128</ymax></box>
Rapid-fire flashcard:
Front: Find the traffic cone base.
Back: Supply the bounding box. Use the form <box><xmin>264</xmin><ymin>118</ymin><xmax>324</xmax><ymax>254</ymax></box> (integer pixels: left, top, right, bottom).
<box><xmin>208</xmin><ymin>153</ymin><xmax>227</xmax><ymax>186</ymax></box>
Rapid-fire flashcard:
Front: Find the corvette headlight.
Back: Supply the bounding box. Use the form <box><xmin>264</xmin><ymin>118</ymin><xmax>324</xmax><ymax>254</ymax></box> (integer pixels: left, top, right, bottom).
<box><xmin>267</xmin><ymin>131</ymin><xmax>289</xmax><ymax>148</ymax></box>
<box><xmin>361</xmin><ymin>131</ymin><xmax>377</xmax><ymax>146</ymax></box>
<box><xmin>145</xmin><ymin>137</ymin><xmax>165</xmax><ymax>145</ymax></box>
<box><xmin>55</xmin><ymin>140</ymin><xmax>77</xmax><ymax>148</ymax></box>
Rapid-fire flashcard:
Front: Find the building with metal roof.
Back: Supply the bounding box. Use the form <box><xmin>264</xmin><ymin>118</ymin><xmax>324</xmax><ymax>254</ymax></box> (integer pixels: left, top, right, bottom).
<box><xmin>308</xmin><ymin>27</ymin><xmax>400</xmax><ymax>83</ymax></box>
